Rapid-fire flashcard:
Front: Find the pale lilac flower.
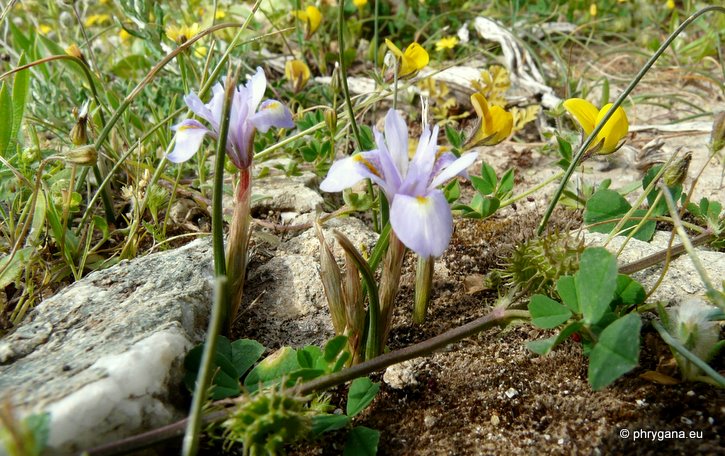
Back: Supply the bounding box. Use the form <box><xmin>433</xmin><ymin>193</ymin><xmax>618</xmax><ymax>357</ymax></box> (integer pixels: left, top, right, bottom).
<box><xmin>167</xmin><ymin>67</ymin><xmax>294</xmax><ymax>169</ymax></box>
<box><xmin>320</xmin><ymin>109</ymin><xmax>477</xmax><ymax>257</ymax></box>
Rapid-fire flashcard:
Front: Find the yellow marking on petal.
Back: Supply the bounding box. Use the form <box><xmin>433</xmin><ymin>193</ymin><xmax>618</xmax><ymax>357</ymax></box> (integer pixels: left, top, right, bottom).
<box><xmin>353</xmin><ymin>154</ymin><xmax>382</xmax><ymax>178</ymax></box>
<box><xmin>416</xmin><ymin>195</ymin><xmax>429</xmax><ymax>204</ymax></box>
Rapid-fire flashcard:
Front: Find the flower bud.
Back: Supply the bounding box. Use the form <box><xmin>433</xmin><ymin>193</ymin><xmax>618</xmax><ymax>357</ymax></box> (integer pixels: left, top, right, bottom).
<box><xmin>65</xmin><ymin>44</ymin><xmax>86</xmax><ymax>65</ymax></box>
<box><xmin>64</xmin><ymin>145</ymin><xmax>97</xmax><ymax>166</ymax></box>
<box><xmin>324</xmin><ymin>108</ymin><xmax>337</xmax><ymax>136</ymax></box>
<box><xmin>663</xmin><ymin>151</ymin><xmax>691</xmax><ymax>188</ymax></box>
<box><xmin>710</xmin><ymin>111</ymin><xmax>725</xmax><ymax>154</ymax></box>
<box><xmin>69</xmin><ymin>101</ymin><xmax>90</xmax><ymax>145</ymax></box>
<box><xmin>329</xmin><ymin>62</ymin><xmax>341</xmax><ymax>97</ymax></box>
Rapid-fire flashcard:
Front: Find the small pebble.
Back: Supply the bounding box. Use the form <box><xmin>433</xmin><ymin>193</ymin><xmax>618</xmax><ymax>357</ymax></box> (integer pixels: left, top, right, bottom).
<box><xmin>505</xmin><ymin>387</ymin><xmax>519</xmax><ymax>399</ymax></box>
<box><xmin>681</xmin><ymin>416</ymin><xmax>693</xmax><ymax>426</ymax></box>
<box><xmin>490</xmin><ymin>414</ymin><xmax>500</xmax><ymax>426</ymax></box>
<box><xmin>557</xmin><ymin>438</ymin><xmax>565</xmax><ymax>445</ymax></box>
<box><xmin>687</xmin><ymin>390</ymin><xmax>696</xmax><ymax>397</ymax></box>
<box><xmin>423</xmin><ymin>414</ymin><xmax>437</xmax><ymax>428</ymax></box>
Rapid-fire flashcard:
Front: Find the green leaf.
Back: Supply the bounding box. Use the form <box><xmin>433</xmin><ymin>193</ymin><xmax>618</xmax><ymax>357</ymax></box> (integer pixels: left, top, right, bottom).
<box><xmin>346</xmin><ymin>377</ymin><xmax>380</xmax><ymax>417</ymax></box>
<box><xmin>183</xmin><ymin>337</ymin><xmax>245</xmax><ymax>400</ymax></box>
<box><xmin>10</xmin><ymin>54</ymin><xmax>29</xmax><ymax>154</ymax></box>
<box><xmin>244</xmin><ymin>346</ymin><xmax>300</xmax><ymax>392</ymax></box>
<box><xmin>445</xmin><ymin>125</ymin><xmax>463</xmax><ymax>149</ymax></box>
<box><xmin>311</xmin><ymin>414</ymin><xmax>351</xmax><ymax>437</ymax></box>
<box><xmin>0</xmin><ymin>248</ymin><xmax>32</xmax><ymax>290</ymax></box>
<box><xmin>443</xmin><ymin>180</ymin><xmax>460</xmax><ymax>204</ymax></box>
<box><xmin>575</xmin><ymin>248</ymin><xmax>618</xmax><ymax>325</ymax></box>
<box><xmin>642</xmin><ymin>166</ymin><xmax>682</xmax><ymax>216</ymax></box>
<box><xmin>324</xmin><ymin>335</ymin><xmax>349</xmax><ymax>363</ymax></box>
<box><xmin>0</xmin><ymin>82</ymin><xmax>13</xmax><ymax>155</ymax></box>
<box><xmin>473</xmin><ymin>162</ymin><xmax>497</xmax><ymax>195</ymax></box>
<box><xmin>528</xmin><ymin>294</ymin><xmax>572</xmax><ymax>329</ymax></box>
<box><xmin>556</xmin><ymin>275</ymin><xmax>579</xmax><ymax>313</ymax></box>
<box><xmin>496</xmin><ymin>168</ymin><xmax>515</xmax><ymax>198</ymax></box>
<box><xmin>110</xmin><ymin>54</ymin><xmax>151</xmax><ymax>79</ymax></box>
<box><xmin>527</xmin><ymin>321</ymin><xmax>583</xmax><ymax>356</ymax></box>
<box><xmin>359</xmin><ymin>125</ymin><xmax>375</xmax><ymax>150</ymax></box>
<box><xmin>583</xmin><ymin>189</ymin><xmax>656</xmax><ymax>241</ymax></box>
<box><xmin>297</xmin><ymin>346</ymin><xmax>320</xmax><ymax>369</ymax></box>
<box><xmin>612</xmin><ymin>275</ymin><xmax>646</xmax><ymax>310</ymax></box>
<box><xmin>588</xmin><ymin>313</ymin><xmax>642</xmax><ymax>390</ymax></box>
<box><xmin>343</xmin><ymin>426</ymin><xmax>380</xmax><ymax>456</ymax></box>
<box><xmin>230</xmin><ymin>339</ymin><xmax>265</xmax><ymax>378</ymax></box>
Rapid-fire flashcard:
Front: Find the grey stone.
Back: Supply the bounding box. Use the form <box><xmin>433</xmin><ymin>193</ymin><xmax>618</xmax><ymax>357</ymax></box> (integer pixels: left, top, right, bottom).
<box><xmin>0</xmin><ymin>238</ymin><xmax>215</xmax><ymax>454</ymax></box>
<box><xmin>583</xmin><ymin>231</ymin><xmax>725</xmax><ymax>304</ymax></box>
<box><xmin>251</xmin><ymin>172</ymin><xmax>323</xmax><ymax>214</ymax></box>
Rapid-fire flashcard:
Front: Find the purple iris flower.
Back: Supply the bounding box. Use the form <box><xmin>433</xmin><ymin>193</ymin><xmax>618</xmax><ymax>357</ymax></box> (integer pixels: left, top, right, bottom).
<box><xmin>167</xmin><ymin>67</ymin><xmax>294</xmax><ymax>169</ymax></box>
<box><xmin>320</xmin><ymin>109</ymin><xmax>477</xmax><ymax>257</ymax></box>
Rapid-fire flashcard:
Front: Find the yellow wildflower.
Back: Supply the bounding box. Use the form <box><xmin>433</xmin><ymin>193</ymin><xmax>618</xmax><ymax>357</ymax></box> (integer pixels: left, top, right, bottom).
<box><xmin>119</xmin><ymin>28</ymin><xmax>132</xmax><ymax>43</ymax></box>
<box><xmin>285</xmin><ymin>59</ymin><xmax>311</xmax><ymax>93</ymax></box>
<box><xmin>384</xmin><ymin>39</ymin><xmax>429</xmax><ymax>79</ymax></box>
<box><xmin>435</xmin><ymin>36</ymin><xmax>458</xmax><ymax>52</ymax></box>
<box><xmin>165</xmin><ymin>23</ymin><xmax>201</xmax><ymax>45</ymax></box>
<box><xmin>84</xmin><ymin>14</ymin><xmax>111</xmax><ymax>27</ymax></box>
<box><xmin>216</xmin><ymin>10</ymin><xmax>227</xmax><ymax>19</ymax></box>
<box><xmin>589</xmin><ymin>3</ymin><xmax>597</xmax><ymax>16</ymax></box>
<box><xmin>466</xmin><ymin>93</ymin><xmax>513</xmax><ymax>147</ymax></box>
<box><xmin>666</xmin><ymin>0</ymin><xmax>675</xmax><ymax>10</ymax></box>
<box><xmin>194</xmin><ymin>46</ymin><xmax>208</xmax><ymax>58</ymax></box>
<box><xmin>65</xmin><ymin>44</ymin><xmax>85</xmax><ymax>62</ymax></box>
<box><xmin>562</xmin><ymin>98</ymin><xmax>629</xmax><ymax>155</ymax></box>
<box><xmin>293</xmin><ymin>6</ymin><xmax>322</xmax><ymax>39</ymax></box>
<box><xmin>353</xmin><ymin>0</ymin><xmax>368</xmax><ymax>6</ymax></box>
<box><xmin>39</xmin><ymin>24</ymin><xmax>52</xmax><ymax>35</ymax></box>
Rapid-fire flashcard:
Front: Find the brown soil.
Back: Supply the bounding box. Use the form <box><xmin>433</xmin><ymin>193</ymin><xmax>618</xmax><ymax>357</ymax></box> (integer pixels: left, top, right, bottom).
<box><xmin>287</xmin><ymin>213</ymin><xmax>724</xmax><ymax>455</ymax></box>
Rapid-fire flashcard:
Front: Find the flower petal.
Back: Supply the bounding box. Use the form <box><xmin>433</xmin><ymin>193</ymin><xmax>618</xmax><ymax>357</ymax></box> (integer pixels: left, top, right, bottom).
<box><xmin>401</xmin><ymin>125</ymin><xmax>438</xmax><ymax>195</ymax></box>
<box><xmin>487</xmin><ymin>105</ymin><xmax>513</xmax><ymax>144</ymax></box>
<box><xmin>167</xmin><ymin>119</ymin><xmax>209</xmax><ymax>163</ymax></box>
<box><xmin>390</xmin><ymin>190</ymin><xmax>453</xmax><ymax>257</ymax></box>
<box><xmin>184</xmin><ymin>91</ymin><xmax>218</xmax><ymax>129</ymax></box>
<box><xmin>384</xmin><ymin>109</ymin><xmax>409</xmax><ymax>178</ymax></box>
<box><xmin>563</xmin><ymin>98</ymin><xmax>598</xmax><ymax>135</ymax></box>
<box><xmin>429</xmin><ymin>151</ymin><xmax>477</xmax><ymax>189</ymax></box>
<box><xmin>400</xmin><ymin>42</ymin><xmax>429</xmax><ymax>77</ymax></box>
<box><xmin>248</xmin><ymin>67</ymin><xmax>267</xmax><ymax>112</ymax></box>
<box><xmin>594</xmin><ymin>103</ymin><xmax>629</xmax><ymax>154</ymax></box>
<box><xmin>384</xmin><ymin>38</ymin><xmax>404</xmax><ymax>58</ymax></box>
<box><xmin>320</xmin><ymin>151</ymin><xmax>391</xmax><ymax>194</ymax></box>
<box><xmin>250</xmin><ymin>99</ymin><xmax>295</xmax><ymax>132</ymax></box>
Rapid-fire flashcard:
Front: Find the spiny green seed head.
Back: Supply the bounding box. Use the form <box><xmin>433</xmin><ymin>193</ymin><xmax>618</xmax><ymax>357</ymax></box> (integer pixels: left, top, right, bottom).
<box><xmin>500</xmin><ymin>230</ymin><xmax>585</xmax><ymax>295</ymax></box>
<box><xmin>221</xmin><ymin>389</ymin><xmax>311</xmax><ymax>455</ymax></box>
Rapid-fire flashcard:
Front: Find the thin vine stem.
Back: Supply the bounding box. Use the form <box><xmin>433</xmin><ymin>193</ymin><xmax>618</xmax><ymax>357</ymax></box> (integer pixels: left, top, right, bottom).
<box><xmin>537</xmin><ymin>5</ymin><xmax>725</xmax><ymax>236</ymax></box>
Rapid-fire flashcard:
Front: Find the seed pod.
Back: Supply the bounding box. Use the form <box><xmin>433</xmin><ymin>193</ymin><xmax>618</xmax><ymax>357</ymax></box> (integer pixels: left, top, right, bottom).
<box><xmin>324</xmin><ymin>108</ymin><xmax>337</xmax><ymax>136</ymax></box>
<box><xmin>663</xmin><ymin>151</ymin><xmax>691</xmax><ymax>188</ymax></box>
<box><xmin>64</xmin><ymin>145</ymin><xmax>97</xmax><ymax>166</ymax></box>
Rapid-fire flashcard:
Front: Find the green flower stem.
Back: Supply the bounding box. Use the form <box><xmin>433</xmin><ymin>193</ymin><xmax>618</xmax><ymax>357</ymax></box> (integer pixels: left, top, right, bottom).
<box><xmin>373</xmin><ymin>0</ymin><xmax>380</xmax><ymax>68</ymax></box>
<box><xmin>337</xmin><ymin>2</ymin><xmax>363</xmax><ymax>149</ymax></box>
<box><xmin>84</xmin><ymin>308</ymin><xmax>529</xmax><ymax>456</ymax></box>
<box><xmin>182</xmin><ymin>276</ymin><xmax>227</xmax><ymax>456</ymax></box>
<box><xmin>652</xmin><ymin>320</ymin><xmax>725</xmax><ymax>387</ymax></box>
<box><xmin>537</xmin><ymin>5</ymin><xmax>725</xmax><ymax>236</ymax></box>
<box><xmin>499</xmin><ymin>170</ymin><xmax>563</xmax><ymax>208</ymax></box>
<box><xmin>660</xmin><ymin>183</ymin><xmax>724</xmax><ymax>310</ymax></box>
<box><xmin>413</xmin><ymin>256</ymin><xmax>434</xmax><ymax>324</ymax></box>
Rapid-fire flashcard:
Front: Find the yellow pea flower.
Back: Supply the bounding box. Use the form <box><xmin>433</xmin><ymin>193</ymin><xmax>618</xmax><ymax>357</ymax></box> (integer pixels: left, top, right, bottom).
<box><xmin>39</xmin><ymin>24</ymin><xmax>52</xmax><ymax>35</ymax></box>
<box><xmin>84</xmin><ymin>14</ymin><xmax>111</xmax><ymax>27</ymax></box>
<box><xmin>666</xmin><ymin>0</ymin><xmax>675</xmax><ymax>10</ymax></box>
<box><xmin>285</xmin><ymin>59</ymin><xmax>311</xmax><ymax>93</ymax></box>
<box><xmin>353</xmin><ymin>0</ymin><xmax>368</xmax><ymax>6</ymax></box>
<box><xmin>435</xmin><ymin>36</ymin><xmax>459</xmax><ymax>52</ymax></box>
<box><xmin>384</xmin><ymin>39</ymin><xmax>429</xmax><ymax>79</ymax></box>
<box><xmin>589</xmin><ymin>3</ymin><xmax>598</xmax><ymax>16</ymax></box>
<box><xmin>119</xmin><ymin>28</ymin><xmax>132</xmax><ymax>43</ymax></box>
<box><xmin>466</xmin><ymin>92</ymin><xmax>513</xmax><ymax>147</ymax></box>
<box><xmin>293</xmin><ymin>6</ymin><xmax>322</xmax><ymax>39</ymax></box>
<box><xmin>165</xmin><ymin>23</ymin><xmax>201</xmax><ymax>45</ymax></box>
<box><xmin>563</xmin><ymin>98</ymin><xmax>629</xmax><ymax>155</ymax></box>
